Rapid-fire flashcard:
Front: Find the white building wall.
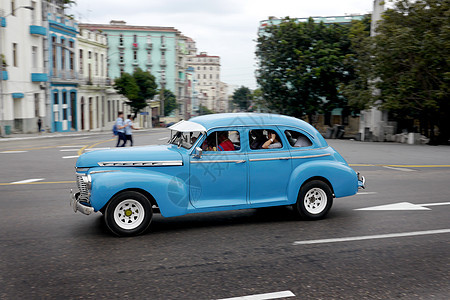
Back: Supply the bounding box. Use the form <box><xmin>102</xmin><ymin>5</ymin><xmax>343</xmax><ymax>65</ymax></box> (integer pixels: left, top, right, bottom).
<box><xmin>1</xmin><ymin>0</ymin><xmax>47</xmax><ymax>134</ymax></box>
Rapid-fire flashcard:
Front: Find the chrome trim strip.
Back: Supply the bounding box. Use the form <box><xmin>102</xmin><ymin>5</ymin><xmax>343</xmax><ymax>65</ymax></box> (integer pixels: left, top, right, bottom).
<box><xmin>98</xmin><ymin>161</ymin><xmax>183</xmax><ymax>167</ymax></box>
<box><xmin>191</xmin><ymin>160</ymin><xmax>245</xmax><ymax>164</ymax></box>
<box><xmin>89</xmin><ymin>170</ymin><xmax>121</xmax><ymax>174</ymax></box>
<box><xmin>249</xmin><ymin>157</ymin><xmax>291</xmax><ymax>162</ymax></box>
<box><xmin>291</xmin><ymin>153</ymin><xmax>331</xmax><ymax>159</ymax></box>
<box><xmin>289</xmin><ymin>146</ymin><xmax>328</xmax><ymax>152</ymax></box>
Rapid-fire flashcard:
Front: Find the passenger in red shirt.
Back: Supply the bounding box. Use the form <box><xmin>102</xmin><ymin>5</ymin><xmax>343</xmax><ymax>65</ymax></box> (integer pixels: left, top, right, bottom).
<box><xmin>218</xmin><ymin>132</ymin><xmax>235</xmax><ymax>151</ymax></box>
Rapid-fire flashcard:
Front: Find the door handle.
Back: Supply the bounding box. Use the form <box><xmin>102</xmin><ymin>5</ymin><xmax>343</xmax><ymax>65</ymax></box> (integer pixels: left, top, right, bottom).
<box><xmin>279</xmin><ymin>157</ymin><xmax>290</xmax><ymax>160</ymax></box>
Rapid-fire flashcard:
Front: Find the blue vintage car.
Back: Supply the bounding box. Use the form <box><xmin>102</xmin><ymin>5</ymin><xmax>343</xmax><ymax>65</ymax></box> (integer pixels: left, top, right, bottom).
<box><xmin>71</xmin><ymin>113</ymin><xmax>365</xmax><ymax>236</ymax></box>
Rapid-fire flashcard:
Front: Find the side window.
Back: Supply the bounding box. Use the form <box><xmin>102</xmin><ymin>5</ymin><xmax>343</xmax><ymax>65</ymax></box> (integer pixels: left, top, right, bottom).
<box><xmin>202</xmin><ymin>130</ymin><xmax>240</xmax><ymax>152</ymax></box>
<box><xmin>285</xmin><ymin>130</ymin><xmax>312</xmax><ymax>147</ymax></box>
<box><xmin>249</xmin><ymin>129</ymin><xmax>283</xmax><ymax>150</ymax></box>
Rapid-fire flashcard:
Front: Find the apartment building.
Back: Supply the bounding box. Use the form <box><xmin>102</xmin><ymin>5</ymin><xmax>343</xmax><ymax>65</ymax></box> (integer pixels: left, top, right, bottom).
<box><xmin>186</xmin><ymin>52</ymin><xmax>228</xmax><ymax>113</ymax></box>
<box><xmin>0</xmin><ymin>0</ymin><xmax>48</xmax><ymax>134</ymax></box>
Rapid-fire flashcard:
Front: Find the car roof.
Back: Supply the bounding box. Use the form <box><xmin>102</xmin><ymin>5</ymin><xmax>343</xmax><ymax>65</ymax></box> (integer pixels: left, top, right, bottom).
<box><xmin>189</xmin><ymin>113</ymin><xmax>312</xmax><ymax>131</ymax></box>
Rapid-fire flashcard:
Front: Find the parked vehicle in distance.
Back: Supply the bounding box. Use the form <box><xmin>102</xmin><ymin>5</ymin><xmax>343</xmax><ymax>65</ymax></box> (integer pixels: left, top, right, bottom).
<box><xmin>70</xmin><ymin>113</ymin><xmax>365</xmax><ymax>236</ymax></box>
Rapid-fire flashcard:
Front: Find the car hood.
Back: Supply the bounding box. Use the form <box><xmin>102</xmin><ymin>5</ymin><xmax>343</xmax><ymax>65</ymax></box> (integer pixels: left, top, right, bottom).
<box><xmin>76</xmin><ymin>145</ymin><xmax>183</xmax><ymax>168</ymax></box>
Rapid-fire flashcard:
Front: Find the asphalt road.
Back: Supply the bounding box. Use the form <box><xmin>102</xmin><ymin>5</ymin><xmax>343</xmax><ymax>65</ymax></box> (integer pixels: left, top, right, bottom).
<box><xmin>0</xmin><ymin>131</ymin><xmax>449</xmax><ymax>299</ymax></box>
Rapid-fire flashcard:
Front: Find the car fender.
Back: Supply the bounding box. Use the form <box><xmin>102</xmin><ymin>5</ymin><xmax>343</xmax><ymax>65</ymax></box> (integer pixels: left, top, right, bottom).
<box><xmin>287</xmin><ymin>160</ymin><xmax>358</xmax><ymax>202</ymax></box>
<box><xmin>89</xmin><ymin>169</ymin><xmax>190</xmax><ymax>217</ymax></box>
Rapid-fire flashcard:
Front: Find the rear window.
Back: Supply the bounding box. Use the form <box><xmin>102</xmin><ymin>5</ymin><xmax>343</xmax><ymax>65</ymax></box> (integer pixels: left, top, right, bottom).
<box><xmin>285</xmin><ymin>130</ymin><xmax>312</xmax><ymax>147</ymax></box>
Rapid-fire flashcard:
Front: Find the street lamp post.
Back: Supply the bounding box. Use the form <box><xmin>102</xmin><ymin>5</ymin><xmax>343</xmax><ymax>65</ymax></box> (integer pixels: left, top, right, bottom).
<box><xmin>0</xmin><ymin>6</ymin><xmax>34</xmax><ymax>136</ymax></box>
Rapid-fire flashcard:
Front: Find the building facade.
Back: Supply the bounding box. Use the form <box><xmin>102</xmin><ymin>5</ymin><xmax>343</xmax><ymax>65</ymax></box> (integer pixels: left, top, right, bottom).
<box><xmin>46</xmin><ymin>0</ymin><xmax>78</xmax><ymax>132</ymax></box>
<box><xmin>186</xmin><ymin>52</ymin><xmax>228</xmax><ymax>114</ymax></box>
<box><xmin>0</xmin><ymin>0</ymin><xmax>48</xmax><ymax>134</ymax></box>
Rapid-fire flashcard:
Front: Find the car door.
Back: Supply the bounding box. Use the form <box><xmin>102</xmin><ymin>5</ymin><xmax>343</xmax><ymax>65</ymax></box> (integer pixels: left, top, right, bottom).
<box><xmin>189</xmin><ymin>128</ymin><xmax>248</xmax><ymax>209</ymax></box>
<box><xmin>247</xmin><ymin>127</ymin><xmax>292</xmax><ymax>205</ymax></box>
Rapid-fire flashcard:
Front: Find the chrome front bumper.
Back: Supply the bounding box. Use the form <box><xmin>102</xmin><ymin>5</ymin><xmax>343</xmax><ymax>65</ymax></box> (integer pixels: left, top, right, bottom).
<box><xmin>70</xmin><ymin>190</ymin><xmax>95</xmax><ymax>215</ymax></box>
<box><xmin>357</xmin><ymin>172</ymin><xmax>366</xmax><ymax>189</ymax></box>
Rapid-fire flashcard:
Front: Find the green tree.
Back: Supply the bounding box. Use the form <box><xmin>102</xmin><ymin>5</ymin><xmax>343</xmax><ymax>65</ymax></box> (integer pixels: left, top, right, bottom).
<box><xmin>346</xmin><ymin>0</ymin><xmax>450</xmax><ymax>144</ymax></box>
<box><xmin>232</xmin><ymin>86</ymin><xmax>253</xmax><ymax>111</ymax></box>
<box><xmin>113</xmin><ymin>68</ymin><xmax>158</xmax><ymax>116</ymax></box>
<box><xmin>163</xmin><ymin>89</ymin><xmax>177</xmax><ymax>116</ymax></box>
<box><xmin>255</xmin><ymin>18</ymin><xmax>355</xmax><ymax>122</ymax></box>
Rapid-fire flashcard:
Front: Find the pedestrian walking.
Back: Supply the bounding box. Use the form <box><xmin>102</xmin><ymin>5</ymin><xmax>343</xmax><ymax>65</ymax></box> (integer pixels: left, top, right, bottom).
<box><xmin>37</xmin><ymin>118</ymin><xmax>42</xmax><ymax>134</ymax></box>
<box><xmin>124</xmin><ymin>114</ymin><xmax>139</xmax><ymax>146</ymax></box>
<box><xmin>115</xmin><ymin>112</ymin><xmax>128</xmax><ymax>147</ymax></box>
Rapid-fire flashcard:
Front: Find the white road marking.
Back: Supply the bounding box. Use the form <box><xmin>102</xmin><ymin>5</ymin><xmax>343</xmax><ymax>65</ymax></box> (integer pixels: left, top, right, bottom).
<box><xmin>418</xmin><ymin>202</ymin><xmax>450</xmax><ymax>207</ymax></box>
<box><xmin>11</xmin><ymin>178</ymin><xmax>45</xmax><ymax>184</ymax></box>
<box><xmin>85</xmin><ymin>147</ymin><xmax>111</xmax><ymax>151</ymax></box>
<box><xmin>158</xmin><ymin>137</ymin><xmax>168</xmax><ymax>141</ymax></box>
<box><xmin>0</xmin><ymin>151</ymin><xmax>28</xmax><ymax>153</ymax></box>
<box><xmin>59</xmin><ymin>149</ymin><xmax>80</xmax><ymax>152</ymax></box>
<box><xmin>355</xmin><ymin>202</ymin><xmax>431</xmax><ymax>211</ymax></box>
<box><xmin>293</xmin><ymin>229</ymin><xmax>450</xmax><ymax>245</ymax></box>
<box><xmin>73</xmin><ymin>137</ymin><xmax>90</xmax><ymax>140</ymax></box>
<box><xmin>356</xmin><ymin>192</ymin><xmax>377</xmax><ymax>195</ymax></box>
<box><xmin>62</xmin><ymin>155</ymin><xmax>79</xmax><ymax>159</ymax></box>
<box><xmin>217</xmin><ymin>290</ymin><xmax>295</xmax><ymax>300</ymax></box>
<box><xmin>58</xmin><ymin>145</ymin><xmax>86</xmax><ymax>148</ymax></box>
<box><xmin>383</xmin><ymin>166</ymin><xmax>415</xmax><ymax>172</ymax></box>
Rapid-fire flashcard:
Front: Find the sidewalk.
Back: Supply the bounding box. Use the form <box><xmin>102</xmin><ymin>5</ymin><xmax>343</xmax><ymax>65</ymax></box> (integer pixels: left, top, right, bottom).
<box><xmin>0</xmin><ymin>128</ymin><xmax>166</xmax><ymax>142</ymax></box>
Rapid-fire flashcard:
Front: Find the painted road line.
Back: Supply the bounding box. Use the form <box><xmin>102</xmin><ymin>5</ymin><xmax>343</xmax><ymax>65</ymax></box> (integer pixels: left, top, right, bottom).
<box><xmin>0</xmin><ymin>180</ymin><xmax>75</xmax><ymax>186</ymax></box>
<box><xmin>58</xmin><ymin>145</ymin><xmax>86</xmax><ymax>148</ymax></box>
<box><xmin>60</xmin><ymin>149</ymin><xmax>80</xmax><ymax>152</ymax></box>
<box><xmin>0</xmin><ymin>150</ymin><xmax>28</xmax><ymax>153</ymax></box>
<box><xmin>418</xmin><ymin>202</ymin><xmax>450</xmax><ymax>207</ymax></box>
<box><xmin>62</xmin><ymin>155</ymin><xmax>79</xmax><ymax>159</ymax></box>
<box><xmin>349</xmin><ymin>164</ymin><xmax>450</xmax><ymax>168</ymax></box>
<box><xmin>217</xmin><ymin>290</ymin><xmax>295</xmax><ymax>300</ymax></box>
<box><xmin>293</xmin><ymin>229</ymin><xmax>450</xmax><ymax>246</ymax></box>
<box><xmin>383</xmin><ymin>166</ymin><xmax>415</xmax><ymax>172</ymax></box>
<box><xmin>11</xmin><ymin>178</ymin><xmax>45</xmax><ymax>184</ymax></box>
<box><xmin>85</xmin><ymin>147</ymin><xmax>111</xmax><ymax>151</ymax></box>
<box><xmin>78</xmin><ymin>138</ymin><xmax>115</xmax><ymax>155</ymax></box>
<box><xmin>355</xmin><ymin>202</ymin><xmax>431</xmax><ymax>211</ymax></box>
<box><xmin>158</xmin><ymin>137</ymin><xmax>168</xmax><ymax>141</ymax></box>
<box><xmin>357</xmin><ymin>192</ymin><xmax>377</xmax><ymax>195</ymax></box>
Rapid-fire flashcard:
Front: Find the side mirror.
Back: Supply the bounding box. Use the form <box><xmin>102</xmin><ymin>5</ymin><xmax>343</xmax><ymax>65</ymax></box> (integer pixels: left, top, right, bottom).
<box><xmin>195</xmin><ymin>147</ymin><xmax>203</xmax><ymax>158</ymax></box>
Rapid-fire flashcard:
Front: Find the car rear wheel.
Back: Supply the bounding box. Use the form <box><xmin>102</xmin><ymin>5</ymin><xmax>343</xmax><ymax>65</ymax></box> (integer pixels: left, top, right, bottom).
<box><xmin>294</xmin><ymin>180</ymin><xmax>333</xmax><ymax>220</ymax></box>
<box><xmin>104</xmin><ymin>191</ymin><xmax>153</xmax><ymax>237</ymax></box>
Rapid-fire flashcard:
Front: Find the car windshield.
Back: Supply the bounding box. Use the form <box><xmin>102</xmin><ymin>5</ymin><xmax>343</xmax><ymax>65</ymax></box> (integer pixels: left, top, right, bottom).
<box><xmin>169</xmin><ymin>131</ymin><xmax>202</xmax><ymax>149</ymax></box>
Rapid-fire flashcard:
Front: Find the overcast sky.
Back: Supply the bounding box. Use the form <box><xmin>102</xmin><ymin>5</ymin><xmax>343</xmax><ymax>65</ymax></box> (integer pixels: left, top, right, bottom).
<box><xmin>69</xmin><ymin>0</ymin><xmax>376</xmax><ymax>89</ymax></box>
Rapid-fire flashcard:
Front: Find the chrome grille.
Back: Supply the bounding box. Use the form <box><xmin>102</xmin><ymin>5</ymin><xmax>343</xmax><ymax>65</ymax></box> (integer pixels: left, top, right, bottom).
<box><xmin>76</xmin><ymin>174</ymin><xmax>89</xmax><ymax>199</ymax></box>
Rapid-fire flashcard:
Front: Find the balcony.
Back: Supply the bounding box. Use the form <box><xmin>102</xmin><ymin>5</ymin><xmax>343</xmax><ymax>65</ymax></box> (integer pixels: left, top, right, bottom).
<box><xmin>118</xmin><ymin>61</ymin><xmax>125</xmax><ymax>66</ymax></box>
<box><xmin>118</xmin><ymin>44</ymin><xmax>125</xmax><ymax>51</ymax></box>
<box><xmin>31</xmin><ymin>73</ymin><xmax>48</xmax><ymax>82</ymax></box>
<box><xmin>29</xmin><ymin>25</ymin><xmax>47</xmax><ymax>36</ymax></box>
<box><xmin>160</xmin><ymin>59</ymin><xmax>167</xmax><ymax>67</ymax></box>
<box><xmin>132</xmin><ymin>43</ymin><xmax>139</xmax><ymax>50</ymax></box>
<box><xmin>132</xmin><ymin>60</ymin><xmax>139</xmax><ymax>66</ymax></box>
<box><xmin>160</xmin><ymin>44</ymin><xmax>167</xmax><ymax>50</ymax></box>
<box><xmin>146</xmin><ymin>61</ymin><xmax>153</xmax><ymax>67</ymax></box>
<box><xmin>146</xmin><ymin>43</ymin><xmax>152</xmax><ymax>50</ymax></box>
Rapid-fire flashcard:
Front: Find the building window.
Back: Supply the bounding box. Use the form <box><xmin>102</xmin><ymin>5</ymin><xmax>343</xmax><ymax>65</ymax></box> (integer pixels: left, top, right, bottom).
<box><xmin>32</xmin><ymin>46</ymin><xmax>38</xmax><ymax>68</ymax></box>
<box><xmin>88</xmin><ymin>51</ymin><xmax>92</xmax><ymax>59</ymax></box>
<box><xmin>34</xmin><ymin>93</ymin><xmax>40</xmax><ymax>117</ymax></box>
<box><xmin>79</xmin><ymin>49</ymin><xmax>83</xmax><ymax>74</ymax></box>
<box><xmin>95</xmin><ymin>53</ymin><xmax>98</xmax><ymax>75</ymax></box>
<box><xmin>69</xmin><ymin>52</ymin><xmax>74</xmax><ymax>72</ymax></box>
<box><xmin>100</xmin><ymin>54</ymin><xmax>104</xmax><ymax>76</ymax></box>
<box><xmin>11</xmin><ymin>0</ymin><xmax>16</xmax><ymax>16</ymax></box>
<box><xmin>11</xmin><ymin>43</ymin><xmax>18</xmax><ymax>67</ymax></box>
<box><xmin>161</xmin><ymin>35</ymin><xmax>165</xmax><ymax>45</ymax></box>
<box><xmin>119</xmin><ymin>34</ymin><xmax>123</xmax><ymax>46</ymax></box>
<box><xmin>133</xmin><ymin>34</ymin><xmax>137</xmax><ymax>43</ymax></box>
<box><xmin>133</xmin><ymin>50</ymin><xmax>137</xmax><ymax>60</ymax></box>
<box><xmin>52</xmin><ymin>37</ymin><xmax>57</xmax><ymax>72</ymax></box>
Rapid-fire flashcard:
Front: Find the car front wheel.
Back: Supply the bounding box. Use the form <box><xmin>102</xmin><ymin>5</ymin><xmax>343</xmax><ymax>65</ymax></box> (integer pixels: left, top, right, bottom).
<box><xmin>104</xmin><ymin>191</ymin><xmax>153</xmax><ymax>237</ymax></box>
<box><xmin>294</xmin><ymin>180</ymin><xmax>333</xmax><ymax>220</ymax></box>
